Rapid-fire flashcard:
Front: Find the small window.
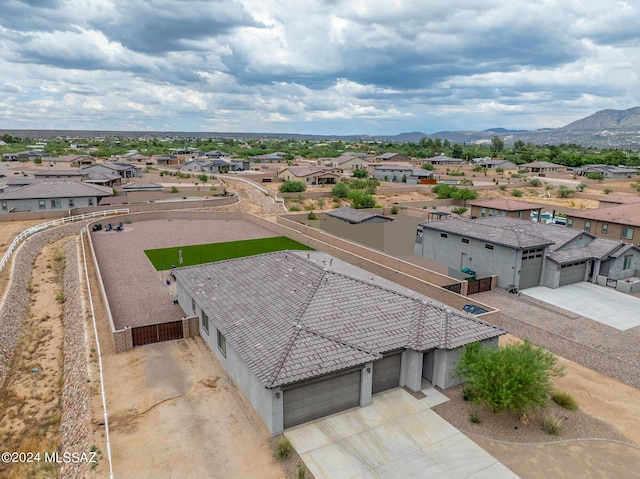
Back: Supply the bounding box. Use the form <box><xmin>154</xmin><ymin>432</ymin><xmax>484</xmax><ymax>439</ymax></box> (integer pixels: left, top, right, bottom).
<box><xmin>484</xmin><ymin>244</ymin><xmax>494</xmax><ymax>250</ymax></box>
<box><xmin>38</xmin><ymin>200</ymin><xmax>46</xmax><ymax>210</ymax></box>
<box><xmin>68</xmin><ymin>199</ymin><xmax>74</xmax><ymax>208</ymax></box>
<box><xmin>623</xmin><ymin>255</ymin><xmax>633</xmax><ymax>270</ymax></box>
<box><xmin>51</xmin><ymin>199</ymin><xmax>61</xmax><ymax>209</ymax></box>
<box><xmin>461</xmin><ymin>238</ymin><xmax>469</xmax><ymax>244</ymax></box>
<box><xmin>88</xmin><ymin>198</ymin><xmax>94</xmax><ymax>206</ymax></box>
<box><xmin>201</xmin><ymin>311</ymin><xmax>209</xmax><ymax>334</ymax></box>
<box><xmin>621</xmin><ymin>227</ymin><xmax>634</xmax><ymax>240</ymax></box>
<box><xmin>440</xmin><ymin>233</ymin><xmax>448</xmax><ymax>239</ymax></box>
<box><xmin>481</xmin><ymin>207</ymin><xmax>486</xmax><ymax>217</ymax></box>
<box><xmin>191</xmin><ymin>298</ymin><xmax>196</xmax><ymax>313</ymax></box>
<box><xmin>217</xmin><ymin>329</ymin><xmax>227</xmax><ymax>357</ymax></box>
<box><xmin>601</xmin><ymin>224</ymin><xmax>608</xmax><ymax>234</ymax></box>
<box><xmin>517</xmin><ymin>211</ymin><xmax>523</xmax><ymax>218</ymax></box>
<box><xmin>567</xmin><ymin>218</ymin><xmax>573</xmax><ymax>228</ymax></box>
<box><xmin>584</xmin><ymin>221</ymin><xmax>591</xmax><ymax>232</ymax></box>
<box><xmin>1</xmin><ymin>201</ymin><xmax>7</xmax><ymax>211</ymax></box>
<box><xmin>501</xmin><ymin>211</ymin><xmax>506</xmax><ymax>217</ymax></box>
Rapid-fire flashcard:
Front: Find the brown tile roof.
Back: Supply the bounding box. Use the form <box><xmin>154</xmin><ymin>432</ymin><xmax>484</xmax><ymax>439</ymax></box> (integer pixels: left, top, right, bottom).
<box><xmin>174</xmin><ymin>252</ymin><xmax>504</xmax><ymax>388</ymax></box>
<box><xmin>566</xmin><ymin>203</ymin><xmax>640</xmax><ymax>227</ymax></box>
<box><xmin>597</xmin><ymin>194</ymin><xmax>640</xmax><ymax>205</ymax></box>
<box><xmin>0</xmin><ymin>181</ymin><xmax>113</xmax><ymax>200</ymax></box>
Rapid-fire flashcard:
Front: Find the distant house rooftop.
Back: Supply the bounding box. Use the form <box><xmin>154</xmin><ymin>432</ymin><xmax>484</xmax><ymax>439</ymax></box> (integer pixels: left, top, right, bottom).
<box><xmin>326</xmin><ymin>207</ymin><xmax>394</xmax><ymax>224</ymax></box>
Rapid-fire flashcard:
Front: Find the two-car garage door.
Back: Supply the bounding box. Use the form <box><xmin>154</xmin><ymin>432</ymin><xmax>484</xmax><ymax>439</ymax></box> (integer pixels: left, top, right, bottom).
<box><xmin>283</xmin><ymin>369</ymin><xmax>361</xmax><ymax>429</ymax></box>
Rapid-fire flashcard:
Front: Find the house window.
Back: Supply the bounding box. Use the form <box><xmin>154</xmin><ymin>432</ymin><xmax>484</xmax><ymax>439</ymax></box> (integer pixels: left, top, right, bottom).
<box><xmin>1</xmin><ymin>201</ymin><xmax>7</xmax><ymax>211</ymax></box>
<box><xmin>501</xmin><ymin>211</ymin><xmax>506</xmax><ymax>217</ymax></box>
<box><xmin>51</xmin><ymin>199</ymin><xmax>61</xmax><ymax>209</ymax></box>
<box><xmin>623</xmin><ymin>255</ymin><xmax>633</xmax><ymax>270</ymax></box>
<box><xmin>481</xmin><ymin>208</ymin><xmax>486</xmax><ymax>217</ymax></box>
<box><xmin>217</xmin><ymin>329</ymin><xmax>227</xmax><ymax>357</ymax></box>
<box><xmin>461</xmin><ymin>238</ymin><xmax>469</xmax><ymax>244</ymax></box>
<box><xmin>440</xmin><ymin>233</ymin><xmax>448</xmax><ymax>239</ymax></box>
<box><xmin>201</xmin><ymin>311</ymin><xmax>209</xmax><ymax>334</ymax></box>
<box><xmin>601</xmin><ymin>224</ymin><xmax>608</xmax><ymax>234</ymax></box>
<box><xmin>88</xmin><ymin>198</ymin><xmax>94</xmax><ymax>206</ymax></box>
<box><xmin>68</xmin><ymin>199</ymin><xmax>74</xmax><ymax>208</ymax></box>
<box><xmin>191</xmin><ymin>298</ymin><xmax>196</xmax><ymax>313</ymax></box>
<box><xmin>517</xmin><ymin>211</ymin><xmax>523</xmax><ymax>218</ymax></box>
<box><xmin>584</xmin><ymin>221</ymin><xmax>591</xmax><ymax>232</ymax></box>
<box><xmin>567</xmin><ymin>218</ymin><xmax>573</xmax><ymax>228</ymax></box>
<box><xmin>484</xmin><ymin>244</ymin><xmax>494</xmax><ymax>250</ymax></box>
<box><xmin>621</xmin><ymin>227</ymin><xmax>634</xmax><ymax>240</ymax></box>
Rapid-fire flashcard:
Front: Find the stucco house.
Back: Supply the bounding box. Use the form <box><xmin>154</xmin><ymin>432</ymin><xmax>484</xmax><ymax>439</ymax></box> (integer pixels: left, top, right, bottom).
<box><xmin>467</xmin><ymin>198</ymin><xmax>543</xmax><ymax>221</ymax></box>
<box><xmin>475</xmin><ymin>158</ymin><xmax>517</xmax><ymax>170</ymax></box>
<box><xmin>173</xmin><ymin>251</ymin><xmax>504</xmax><ymax>434</ymax></box>
<box><xmin>82</xmin><ymin>163</ymin><xmax>142</xmax><ymax>179</ymax></box>
<box><xmin>415</xmin><ymin>216</ymin><xmax>640</xmax><ymax>290</ymax></box>
<box><xmin>278</xmin><ymin>166</ymin><xmax>343</xmax><ymax>185</ymax></box>
<box><xmin>326</xmin><ymin>207</ymin><xmax>394</xmax><ymax>224</ymax></box>
<box><xmin>0</xmin><ymin>181</ymin><xmax>113</xmax><ymax>213</ymax></box>
<box><xmin>182</xmin><ymin>159</ymin><xmax>230</xmax><ymax>173</ymax></box>
<box><xmin>376</xmin><ymin>152</ymin><xmax>411</xmax><ymax>163</ymax></box>
<box><xmin>520</xmin><ymin>161</ymin><xmax>564</xmax><ymax>174</ymax></box>
<box><xmin>373</xmin><ymin>165</ymin><xmax>432</xmax><ymax>184</ymax></box>
<box><xmin>577</xmin><ymin>164</ymin><xmax>637</xmax><ymax>179</ymax></box>
<box><xmin>565</xmin><ymin>203</ymin><xmax>640</xmax><ymax>244</ymax></box>
<box><xmin>422</xmin><ymin>155</ymin><xmax>464</xmax><ymax>166</ymax></box>
<box><xmin>325</xmin><ymin>153</ymin><xmax>371</xmax><ymax>170</ymax></box>
<box><xmin>47</xmin><ymin>155</ymin><xmax>95</xmax><ymax>167</ymax></box>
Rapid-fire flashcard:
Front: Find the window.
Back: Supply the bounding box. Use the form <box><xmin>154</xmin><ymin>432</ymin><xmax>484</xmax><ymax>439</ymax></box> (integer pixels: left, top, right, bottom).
<box><xmin>501</xmin><ymin>211</ymin><xmax>506</xmax><ymax>217</ymax></box>
<box><xmin>440</xmin><ymin>233</ymin><xmax>448</xmax><ymax>239</ymax></box>
<box><xmin>481</xmin><ymin>207</ymin><xmax>486</xmax><ymax>217</ymax></box>
<box><xmin>1</xmin><ymin>201</ymin><xmax>8</xmax><ymax>211</ymax></box>
<box><xmin>461</xmin><ymin>238</ymin><xmax>469</xmax><ymax>244</ymax></box>
<box><xmin>88</xmin><ymin>198</ymin><xmax>94</xmax><ymax>206</ymax></box>
<box><xmin>38</xmin><ymin>200</ymin><xmax>46</xmax><ymax>209</ymax></box>
<box><xmin>217</xmin><ymin>329</ymin><xmax>227</xmax><ymax>357</ymax></box>
<box><xmin>201</xmin><ymin>311</ymin><xmax>209</xmax><ymax>334</ymax></box>
<box><xmin>622</xmin><ymin>227</ymin><xmax>634</xmax><ymax>240</ymax></box>
<box><xmin>191</xmin><ymin>298</ymin><xmax>196</xmax><ymax>313</ymax></box>
<box><xmin>601</xmin><ymin>224</ymin><xmax>608</xmax><ymax>234</ymax></box>
<box><xmin>567</xmin><ymin>218</ymin><xmax>573</xmax><ymax>228</ymax></box>
<box><xmin>484</xmin><ymin>244</ymin><xmax>494</xmax><ymax>250</ymax></box>
<box><xmin>623</xmin><ymin>255</ymin><xmax>633</xmax><ymax>270</ymax></box>
<box><xmin>68</xmin><ymin>199</ymin><xmax>74</xmax><ymax>208</ymax></box>
<box><xmin>517</xmin><ymin>211</ymin><xmax>523</xmax><ymax>218</ymax></box>
<box><xmin>50</xmin><ymin>199</ymin><xmax>61</xmax><ymax>209</ymax></box>
<box><xmin>584</xmin><ymin>221</ymin><xmax>591</xmax><ymax>232</ymax></box>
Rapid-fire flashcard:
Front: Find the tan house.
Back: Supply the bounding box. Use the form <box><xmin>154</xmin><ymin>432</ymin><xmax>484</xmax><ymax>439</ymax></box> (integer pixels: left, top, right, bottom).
<box><xmin>278</xmin><ymin>166</ymin><xmax>343</xmax><ymax>185</ymax></box>
<box><xmin>520</xmin><ymin>161</ymin><xmax>565</xmax><ymax>174</ymax></box>
<box><xmin>597</xmin><ymin>194</ymin><xmax>640</xmax><ymax>208</ymax></box>
<box><xmin>376</xmin><ymin>152</ymin><xmax>411</xmax><ymax>163</ymax></box>
<box><xmin>565</xmin><ymin>203</ymin><xmax>640</xmax><ymax>243</ymax></box>
<box><xmin>468</xmin><ymin>198</ymin><xmax>543</xmax><ymax>221</ymax></box>
<box><xmin>325</xmin><ymin>153</ymin><xmax>371</xmax><ymax>170</ymax></box>
<box><xmin>47</xmin><ymin>155</ymin><xmax>95</xmax><ymax>167</ymax></box>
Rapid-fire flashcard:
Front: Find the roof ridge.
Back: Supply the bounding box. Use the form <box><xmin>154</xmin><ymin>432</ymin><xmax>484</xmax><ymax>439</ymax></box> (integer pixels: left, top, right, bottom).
<box><xmin>265</xmin><ymin>325</ymin><xmax>301</xmax><ymax>388</ymax></box>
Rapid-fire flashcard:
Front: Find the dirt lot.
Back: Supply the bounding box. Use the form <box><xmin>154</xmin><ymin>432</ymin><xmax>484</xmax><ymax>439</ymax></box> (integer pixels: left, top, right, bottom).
<box><xmin>101</xmin><ymin>337</ymin><xmax>286</xmax><ymax>479</ymax></box>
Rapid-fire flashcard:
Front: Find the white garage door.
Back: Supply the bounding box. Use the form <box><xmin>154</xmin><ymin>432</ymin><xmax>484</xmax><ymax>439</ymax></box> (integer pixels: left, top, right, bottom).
<box><xmin>559</xmin><ymin>261</ymin><xmax>587</xmax><ymax>286</ymax></box>
<box><xmin>283</xmin><ymin>369</ymin><xmax>361</xmax><ymax>429</ymax></box>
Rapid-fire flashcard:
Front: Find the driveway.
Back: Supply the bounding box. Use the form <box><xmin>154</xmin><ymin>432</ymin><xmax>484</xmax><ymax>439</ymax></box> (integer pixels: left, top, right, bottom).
<box><xmin>286</xmin><ymin>388</ymin><xmax>518</xmax><ymax>479</ymax></box>
<box><xmin>522</xmin><ymin>282</ymin><xmax>640</xmax><ymax>330</ymax></box>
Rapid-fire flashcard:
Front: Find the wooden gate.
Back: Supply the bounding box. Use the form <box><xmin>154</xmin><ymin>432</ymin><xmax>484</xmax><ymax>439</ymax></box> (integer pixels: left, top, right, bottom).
<box><xmin>132</xmin><ymin>320</ymin><xmax>184</xmax><ymax>347</ymax></box>
<box><xmin>467</xmin><ymin>277</ymin><xmax>492</xmax><ymax>295</ymax></box>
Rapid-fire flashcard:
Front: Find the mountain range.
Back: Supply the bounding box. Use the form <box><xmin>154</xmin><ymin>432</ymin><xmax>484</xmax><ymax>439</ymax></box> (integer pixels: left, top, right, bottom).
<box><xmin>2</xmin><ymin>107</ymin><xmax>640</xmax><ymax>149</ymax></box>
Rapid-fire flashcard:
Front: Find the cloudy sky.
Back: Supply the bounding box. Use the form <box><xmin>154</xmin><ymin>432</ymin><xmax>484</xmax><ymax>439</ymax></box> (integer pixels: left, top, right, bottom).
<box><xmin>1</xmin><ymin>0</ymin><xmax>639</xmax><ymax>135</ymax></box>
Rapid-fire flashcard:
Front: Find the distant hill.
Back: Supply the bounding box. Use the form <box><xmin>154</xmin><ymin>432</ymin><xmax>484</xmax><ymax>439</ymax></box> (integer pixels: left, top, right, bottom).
<box><xmin>2</xmin><ymin>107</ymin><xmax>640</xmax><ymax>149</ymax></box>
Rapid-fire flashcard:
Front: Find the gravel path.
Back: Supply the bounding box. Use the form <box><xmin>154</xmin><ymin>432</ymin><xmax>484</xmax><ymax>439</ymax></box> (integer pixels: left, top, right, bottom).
<box><xmin>90</xmin><ymin>219</ymin><xmax>281</xmax><ymax>330</ymax></box>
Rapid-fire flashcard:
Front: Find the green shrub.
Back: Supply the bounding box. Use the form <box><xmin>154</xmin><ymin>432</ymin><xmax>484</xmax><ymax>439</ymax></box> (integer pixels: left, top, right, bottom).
<box><xmin>585</xmin><ymin>172</ymin><xmax>604</xmax><ymax>180</ymax></box>
<box><xmin>551</xmin><ymin>391</ymin><xmax>578</xmax><ymax>411</ymax></box>
<box><xmin>275</xmin><ymin>436</ymin><xmax>293</xmax><ymax>461</ymax></box>
<box><xmin>528</xmin><ymin>178</ymin><xmax>542</xmax><ymax>187</ymax></box>
<box><xmin>55</xmin><ymin>292</ymin><xmax>66</xmax><ymax>303</ymax></box>
<box><xmin>603</xmin><ymin>188</ymin><xmax>613</xmax><ymax>195</ymax></box>
<box><xmin>451</xmin><ymin>207</ymin><xmax>468</xmax><ymax>216</ymax></box>
<box><xmin>421</xmin><ymin>162</ymin><xmax>434</xmax><ymax>171</ymax></box>
<box><xmin>288</xmin><ymin>205</ymin><xmax>301</xmax><ymax>212</ymax></box>
<box><xmin>297</xmin><ymin>463</ymin><xmax>306</xmax><ymax>479</ymax></box>
<box><xmin>541</xmin><ymin>412</ymin><xmax>563</xmax><ymax>435</ymax></box>
<box><xmin>304</xmin><ymin>203</ymin><xmax>315</xmax><ymax>211</ymax></box>
<box><xmin>449</xmin><ymin>170</ymin><xmax>465</xmax><ymax>176</ymax></box>
<box><xmin>499</xmin><ymin>185</ymin><xmax>507</xmax><ymax>191</ymax></box>
<box><xmin>469</xmin><ymin>413</ymin><xmax>481</xmax><ymax>424</ymax></box>
<box><xmin>171</xmin><ymin>186</ymin><xmax>179</xmax><ymax>193</ymax></box>
<box><xmin>279</xmin><ymin>181</ymin><xmax>306</xmax><ymax>193</ymax></box>
<box><xmin>510</xmin><ymin>189</ymin><xmax>523</xmax><ymax>197</ymax></box>
<box><xmin>557</xmin><ymin>186</ymin><xmax>574</xmax><ymax>198</ymax></box>
<box><xmin>332</xmin><ymin>182</ymin><xmax>350</xmax><ymax>198</ymax></box>
<box><xmin>390</xmin><ymin>205</ymin><xmax>399</xmax><ymax>214</ymax></box>
<box><xmin>307</xmin><ymin>211</ymin><xmax>317</xmax><ymax>220</ymax></box>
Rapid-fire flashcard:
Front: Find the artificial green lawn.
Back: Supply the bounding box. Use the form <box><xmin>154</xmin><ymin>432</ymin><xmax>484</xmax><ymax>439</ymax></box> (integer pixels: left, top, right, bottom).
<box><xmin>144</xmin><ymin>236</ymin><xmax>314</xmax><ymax>270</ymax></box>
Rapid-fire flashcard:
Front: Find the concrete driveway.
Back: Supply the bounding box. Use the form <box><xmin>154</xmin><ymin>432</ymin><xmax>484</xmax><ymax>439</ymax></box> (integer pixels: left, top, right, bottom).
<box><xmin>286</xmin><ymin>388</ymin><xmax>518</xmax><ymax>479</ymax></box>
<box><xmin>522</xmin><ymin>282</ymin><xmax>640</xmax><ymax>331</ymax></box>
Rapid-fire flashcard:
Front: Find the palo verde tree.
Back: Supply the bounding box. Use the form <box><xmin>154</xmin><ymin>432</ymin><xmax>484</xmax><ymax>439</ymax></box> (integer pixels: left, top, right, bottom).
<box><xmin>454</xmin><ymin>340</ymin><xmax>565</xmax><ymax>414</ymax></box>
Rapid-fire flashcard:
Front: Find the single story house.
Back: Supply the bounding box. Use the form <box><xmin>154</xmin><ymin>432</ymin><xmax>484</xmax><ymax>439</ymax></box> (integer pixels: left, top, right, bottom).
<box><xmin>422</xmin><ymin>155</ymin><xmax>464</xmax><ymax>166</ymax></box>
<box><xmin>326</xmin><ymin>207</ymin><xmax>394</xmax><ymax>224</ymax></box>
<box><xmin>33</xmin><ymin>170</ymin><xmax>87</xmax><ymax>180</ymax></box>
<box><xmin>520</xmin><ymin>161</ymin><xmax>564</xmax><ymax>174</ymax></box>
<box><xmin>47</xmin><ymin>155</ymin><xmax>95</xmax><ymax>167</ymax></box>
<box><xmin>0</xmin><ymin>181</ymin><xmax>112</xmax><ymax>213</ymax></box>
<box><xmin>250</xmin><ymin>152</ymin><xmax>287</xmax><ymax>163</ymax></box>
<box><xmin>475</xmin><ymin>158</ymin><xmax>517</xmax><ymax>170</ymax></box>
<box><xmin>153</xmin><ymin>154</ymin><xmax>180</xmax><ymax>165</ymax></box>
<box><xmin>173</xmin><ymin>251</ymin><xmax>505</xmax><ymax>434</ymax></box>
<box><xmin>278</xmin><ymin>166</ymin><xmax>343</xmax><ymax>185</ymax></box>
<box><xmin>376</xmin><ymin>152</ymin><xmax>411</xmax><ymax>163</ymax></box>
<box><xmin>565</xmin><ymin>203</ymin><xmax>640</xmax><ymax>243</ymax></box>
<box><xmin>467</xmin><ymin>198</ymin><xmax>543</xmax><ymax>221</ymax></box>
<box><xmin>202</xmin><ymin>150</ymin><xmax>231</xmax><ymax>159</ymax></box>
<box><xmin>182</xmin><ymin>159</ymin><xmax>230</xmax><ymax>173</ymax></box>
<box><xmin>373</xmin><ymin>165</ymin><xmax>433</xmax><ymax>184</ymax></box>
<box><xmin>122</xmin><ymin>182</ymin><xmax>164</xmax><ymax>194</ymax></box>
<box><xmin>81</xmin><ymin>163</ymin><xmax>142</xmax><ymax>179</ymax></box>
<box><xmin>597</xmin><ymin>194</ymin><xmax>640</xmax><ymax>208</ymax></box>
<box><xmin>230</xmin><ymin>159</ymin><xmax>251</xmax><ymax>171</ymax></box>
<box><xmin>415</xmin><ymin>216</ymin><xmax>640</xmax><ymax>290</ymax></box>
<box><xmin>577</xmin><ymin>164</ymin><xmax>637</xmax><ymax>179</ymax></box>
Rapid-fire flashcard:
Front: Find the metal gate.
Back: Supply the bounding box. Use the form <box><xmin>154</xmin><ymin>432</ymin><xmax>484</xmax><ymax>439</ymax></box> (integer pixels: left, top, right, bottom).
<box><xmin>467</xmin><ymin>277</ymin><xmax>492</xmax><ymax>295</ymax></box>
<box><xmin>132</xmin><ymin>320</ymin><xmax>184</xmax><ymax>347</ymax></box>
